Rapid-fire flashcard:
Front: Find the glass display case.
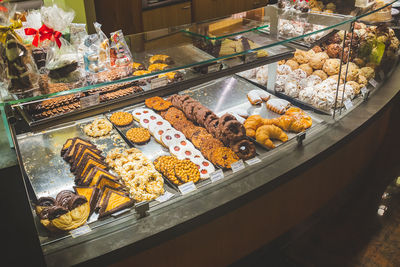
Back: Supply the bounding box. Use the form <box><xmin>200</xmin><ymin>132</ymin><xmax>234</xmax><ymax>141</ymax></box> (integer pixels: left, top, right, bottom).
<box><xmin>1</xmin><ymin>1</ymin><xmax>400</xmax><ymax>265</ymax></box>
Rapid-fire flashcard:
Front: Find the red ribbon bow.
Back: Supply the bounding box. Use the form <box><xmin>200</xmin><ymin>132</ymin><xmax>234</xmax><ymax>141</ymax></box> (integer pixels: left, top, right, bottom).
<box><xmin>24</xmin><ymin>24</ymin><xmax>62</xmax><ymax>48</ymax></box>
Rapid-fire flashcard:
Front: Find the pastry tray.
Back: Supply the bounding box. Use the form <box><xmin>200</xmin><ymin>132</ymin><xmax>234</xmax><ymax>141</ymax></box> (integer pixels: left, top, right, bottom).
<box><xmin>15</xmin><ymin>115</ymin><xmax>178</xmax><ymax>228</ymax></box>
<box><xmin>105</xmin><ymin>105</ymin><xmax>213</xmax><ymax>191</ymax></box>
<box><xmin>179</xmin><ymin>75</ymin><xmax>324</xmax><ymax>151</ymax></box>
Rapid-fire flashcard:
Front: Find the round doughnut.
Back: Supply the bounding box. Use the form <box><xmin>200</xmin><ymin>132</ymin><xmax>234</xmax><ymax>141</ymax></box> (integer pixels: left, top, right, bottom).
<box><xmin>219</xmin><ymin>120</ymin><xmax>245</xmax><ymax>145</ymax></box>
<box><xmin>219</xmin><ymin>114</ymin><xmax>237</xmax><ymax>127</ymax></box>
<box><xmin>230</xmin><ymin>139</ymin><xmax>256</xmax><ymax>160</ymax></box>
<box><xmin>110</xmin><ymin>112</ymin><xmax>133</xmax><ymax>127</ymax></box>
<box><xmin>126</xmin><ymin>127</ymin><xmax>151</xmax><ymax>145</ymax></box>
<box><xmin>192</xmin><ymin>104</ymin><xmax>205</xmax><ymax>123</ymax></box>
<box><xmin>204</xmin><ymin>113</ymin><xmax>218</xmax><ymax>129</ymax></box>
<box><xmin>132</xmin><ymin>108</ymin><xmax>154</xmax><ymax>121</ymax></box>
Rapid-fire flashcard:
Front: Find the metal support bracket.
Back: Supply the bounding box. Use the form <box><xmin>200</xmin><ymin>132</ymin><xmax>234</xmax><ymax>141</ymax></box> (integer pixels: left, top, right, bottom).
<box><xmin>135</xmin><ymin>201</ymin><xmax>150</xmax><ymax>218</ymax></box>
<box><xmin>297</xmin><ymin>132</ymin><xmax>306</xmax><ymax>146</ymax></box>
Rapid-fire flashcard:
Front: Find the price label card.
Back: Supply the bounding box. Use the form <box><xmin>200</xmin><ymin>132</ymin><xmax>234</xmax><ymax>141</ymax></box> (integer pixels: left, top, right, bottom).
<box><xmin>70</xmin><ymin>225</ymin><xmax>91</xmax><ymax>238</ymax></box>
<box><xmin>156</xmin><ymin>191</ymin><xmax>174</xmax><ymax>202</ymax></box>
<box><xmin>231</xmin><ymin>160</ymin><xmax>245</xmax><ymax>173</ymax></box>
<box><xmin>80</xmin><ymin>93</ymin><xmax>100</xmax><ymax>109</ymax></box>
<box><xmin>178</xmin><ymin>181</ymin><xmax>196</xmax><ymax>195</ymax></box>
<box><xmin>210</xmin><ymin>169</ymin><xmax>224</xmax><ymax>183</ymax></box>
<box><xmin>245</xmin><ymin>157</ymin><xmax>262</xmax><ymax>166</ymax></box>
<box><xmin>151</xmin><ymin>76</ymin><xmax>168</xmax><ymax>89</ymax></box>
<box><xmin>208</xmin><ymin>63</ymin><xmax>222</xmax><ymax>73</ymax></box>
<box><xmin>245</xmin><ymin>52</ymin><xmax>257</xmax><ymax>63</ymax></box>
<box><xmin>379</xmin><ymin>70</ymin><xmax>385</xmax><ymax>80</ymax></box>
<box><xmin>344</xmin><ymin>99</ymin><xmax>353</xmax><ymax>110</ymax></box>
<box><xmin>369</xmin><ymin>79</ymin><xmax>378</xmax><ymax>88</ymax></box>
<box><xmin>111</xmin><ymin>208</ymin><xmax>131</xmax><ymax>217</ymax></box>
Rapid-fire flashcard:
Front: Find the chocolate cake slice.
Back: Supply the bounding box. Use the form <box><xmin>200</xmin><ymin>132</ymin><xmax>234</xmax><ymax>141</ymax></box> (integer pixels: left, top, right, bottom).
<box><xmin>95</xmin><ymin>174</ymin><xmax>124</xmax><ymax>191</ymax></box>
<box><xmin>81</xmin><ymin>166</ymin><xmax>117</xmax><ymax>187</ymax></box>
<box><xmin>70</xmin><ymin>144</ymin><xmax>103</xmax><ymax>172</ymax></box>
<box><xmin>98</xmin><ymin>189</ymin><xmax>134</xmax><ymax>218</ymax></box>
<box><xmin>61</xmin><ymin>138</ymin><xmax>74</xmax><ymax>157</ymax></box>
<box><xmin>73</xmin><ymin>186</ymin><xmax>100</xmax><ymax>214</ymax></box>
<box><xmin>74</xmin><ymin>154</ymin><xmax>107</xmax><ymax>181</ymax></box>
<box><xmin>63</xmin><ymin>138</ymin><xmax>96</xmax><ymax>161</ymax></box>
<box><xmin>95</xmin><ymin>185</ymin><xmax>122</xmax><ymax>212</ymax></box>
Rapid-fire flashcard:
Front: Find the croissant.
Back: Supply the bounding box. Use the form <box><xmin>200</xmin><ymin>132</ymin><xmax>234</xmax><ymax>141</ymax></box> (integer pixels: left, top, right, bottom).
<box><xmin>271</xmin><ymin>115</ymin><xmax>296</xmax><ymax>131</ymax></box>
<box><xmin>244</xmin><ymin>115</ymin><xmax>265</xmax><ymax>138</ymax></box>
<box><xmin>255</xmin><ymin>125</ymin><xmax>288</xmax><ymax>149</ymax></box>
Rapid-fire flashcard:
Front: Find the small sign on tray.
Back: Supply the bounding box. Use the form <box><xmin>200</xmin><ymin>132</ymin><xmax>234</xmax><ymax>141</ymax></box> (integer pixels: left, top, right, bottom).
<box><xmin>245</xmin><ymin>157</ymin><xmax>262</xmax><ymax>166</ymax></box>
<box><xmin>344</xmin><ymin>99</ymin><xmax>353</xmax><ymax>110</ymax></box>
<box><xmin>245</xmin><ymin>52</ymin><xmax>257</xmax><ymax>63</ymax></box>
<box><xmin>70</xmin><ymin>225</ymin><xmax>91</xmax><ymax>238</ymax></box>
<box><xmin>151</xmin><ymin>76</ymin><xmax>168</xmax><ymax>89</ymax></box>
<box><xmin>231</xmin><ymin>160</ymin><xmax>245</xmax><ymax>173</ymax></box>
<box><xmin>156</xmin><ymin>191</ymin><xmax>174</xmax><ymax>203</ymax></box>
<box><xmin>208</xmin><ymin>63</ymin><xmax>222</xmax><ymax>73</ymax></box>
<box><xmin>80</xmin><ymin>93</ymin><xmax>100</xmax><ymax>109</ymax></box>
<box><xmin>178</xmin><ymin>181</ymin><xmax>196</xmax><ymax>195</ymax></box>
<box><xmin>369</xmin><ymin>79</ymin><xmax>378</xmax><ymax>88</ymax></box>
<box><xmin>210</xmin><ymin>169</ymin><xmax>224</xmax><ymax>183</ymax></box>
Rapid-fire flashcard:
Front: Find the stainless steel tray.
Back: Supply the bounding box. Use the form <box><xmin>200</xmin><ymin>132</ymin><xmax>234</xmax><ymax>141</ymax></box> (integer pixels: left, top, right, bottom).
<box><xmin>105</xmin><ymin>105</ymin><xmax>213</xmax><ymax>190</ymax></box>
<box><xmin>180</xmin><ymin>75</ymin><xmax>324</xmax><ymax>150</ymax></box>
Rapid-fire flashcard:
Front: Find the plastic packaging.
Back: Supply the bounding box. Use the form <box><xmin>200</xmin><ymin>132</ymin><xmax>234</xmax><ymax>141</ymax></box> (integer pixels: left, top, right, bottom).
<box><xmin>109</xmin><ymin>29</ymin><xmax>133</xmax><ymax>67</ymax></box>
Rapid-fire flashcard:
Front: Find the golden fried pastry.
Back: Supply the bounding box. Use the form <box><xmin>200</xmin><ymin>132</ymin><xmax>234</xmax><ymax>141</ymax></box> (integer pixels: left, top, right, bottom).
<box><xmin>145</xmin><ymin>96</ymin><xmax>172</xmax><ymax>111</ymax></box>
<box><xmin>155</xmin><ymin>156</ymin><xmax>182</xmax><ymax>185</ymax></box>
<box><xmin>83</xmin><ymin>119</ymin><xmax>112</xmax><ymax>137</ymax></box>
<box><xmin>255</xmin><ymin>125</ymin><xmax>288</xmax><ymax>149</ymax></box>
<box><xmin>323</xmin><ymin>58</ymin><xmax>341</xmax><ymax>76</ymax></box>
<box><xmin>244</xmin><ymin>115</ymin><xmax>265</xmax><ymax>138</ymax></box>
<box><xmin>294</xmin><ymin>49</ymin><xmax>310</xmax><ymax>64</ymax></box>
<box><xmin>126</xmin><ymin>127</ymin><xmax>151</xmax><ymax>145</ymax></box>
<box><xmin>148</xmin><ymin>63</ymin><xmax>168</xmax><ymax>72</ymax></box>
<box><xmin>174</xmin><ymin>159</ymin><xmax>200</xmax><ymax>184</ymax></box>
<box><xmin>285</xmin><ymin>59</ymin><xmax>299</xmax><ymax>70</ymax></box>
<box><xmin>210</xmin><ymin>147</ymin><xmax>239</xmax><ymax>169</ymax></box>
<box><xmin>312</xmin><ymin>70</ymin><xmax>328</xmax><ymax>80</ymax></box>
<box><xmin>110</xmin><ymin>112</ymin><xmax>133</xmax><ymax>127</ymax></box>
<box><xmin>309</xmin><ymin>52</ymin><xmax>329</xmax><ymax>70</ymax></box>
<box><xmin>133</xmin><ymin>70</ymin><xmax>151</xmax><ymax>76</ymax></box>
<box><xmin>299</xmin><ymin>64</ymin><xmax>313</xmax><ymax>76</ymax></box>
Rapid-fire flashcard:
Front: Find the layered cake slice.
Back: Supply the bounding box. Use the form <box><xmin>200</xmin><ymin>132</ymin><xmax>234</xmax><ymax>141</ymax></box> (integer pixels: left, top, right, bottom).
<box><xmin>98</xmin><ymin>190</ymin><xmax>134</xmax><ymax>218</ymax></box>
<box><xmin>63</xmin><ymin>137</ymin><xmax>96</xmax><ymax>161</ymax></box>
<box><xmin>71</xmin><ymin>144</ymin><xmax>103</xmax><ymax>172</ymax></box>
<box><xmin>61</xmin><ymin>138</ymin><xmax>74</xmax><ymax>157</ymax></box>
<box><xmin>73</xmin><ymin>186</ymin><xmax>100</xmax><ymax>214</ymax></box>
<box><xmin>95</xmin><ymin>174</ymin><xmax>124</xmax><ymax>191</ymax></box>
<box><xmin>74</xmin><ymin>154</ymin><xmax>108</xmax><ymax>181</ymax></box>
<box><xmin>95</xmin><ymin>185</ymin><xmax>128</xmax><ymax>212</ymax></box>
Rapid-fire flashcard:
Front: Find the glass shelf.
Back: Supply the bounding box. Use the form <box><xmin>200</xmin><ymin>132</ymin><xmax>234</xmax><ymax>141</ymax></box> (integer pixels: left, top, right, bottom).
<box><xmin>1</xmin><ymin>1</ymin><xmax>398</xmax><ymax>109</ymax></box>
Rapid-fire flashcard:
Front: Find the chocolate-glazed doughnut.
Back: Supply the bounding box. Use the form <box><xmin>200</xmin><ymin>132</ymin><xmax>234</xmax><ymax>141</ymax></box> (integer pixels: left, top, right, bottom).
<box><xmin>68</xmin><ymin>195</ymin><xmax>88</xmax><ymax>210</ymax></box>
<box><xmin>55</xmin><ymin>190</ymin><xmax>75</xmax><ymax>209</ymax></box>
<box><xmin>219</xmin><ymin>120</ymin><xmax>246</xmax><ymax>146</ymax></box>
<box><xmin>47</xmin><ymin>206</ymin><xmax>69</xmax><ymax>220</ymax></box>
<box><xmin>37</xmin><ymin>197</ymin><xmax>56</xmax><ymax>207</ymax></box>
<box><xmin>206</xmin><ymin>117</ymin><xmax>220</xmax><ymax>138</ymax></box>
<box><xmin>219</xmin><ymin>114</ymin><xmax>236</xmax><ymax>128</ymax></box>
<box><xmin>230</xmin><ymin>139</ymin><xmax>256</xmax><ymax>160</ymax></box>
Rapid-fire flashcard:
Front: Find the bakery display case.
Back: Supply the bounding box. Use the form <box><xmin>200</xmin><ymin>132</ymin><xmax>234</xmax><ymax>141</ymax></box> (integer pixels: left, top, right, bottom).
<box><xmin>1</xmin><ymin>1</ymin><xmax>400</xmax><ymax>266</ymax></box>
